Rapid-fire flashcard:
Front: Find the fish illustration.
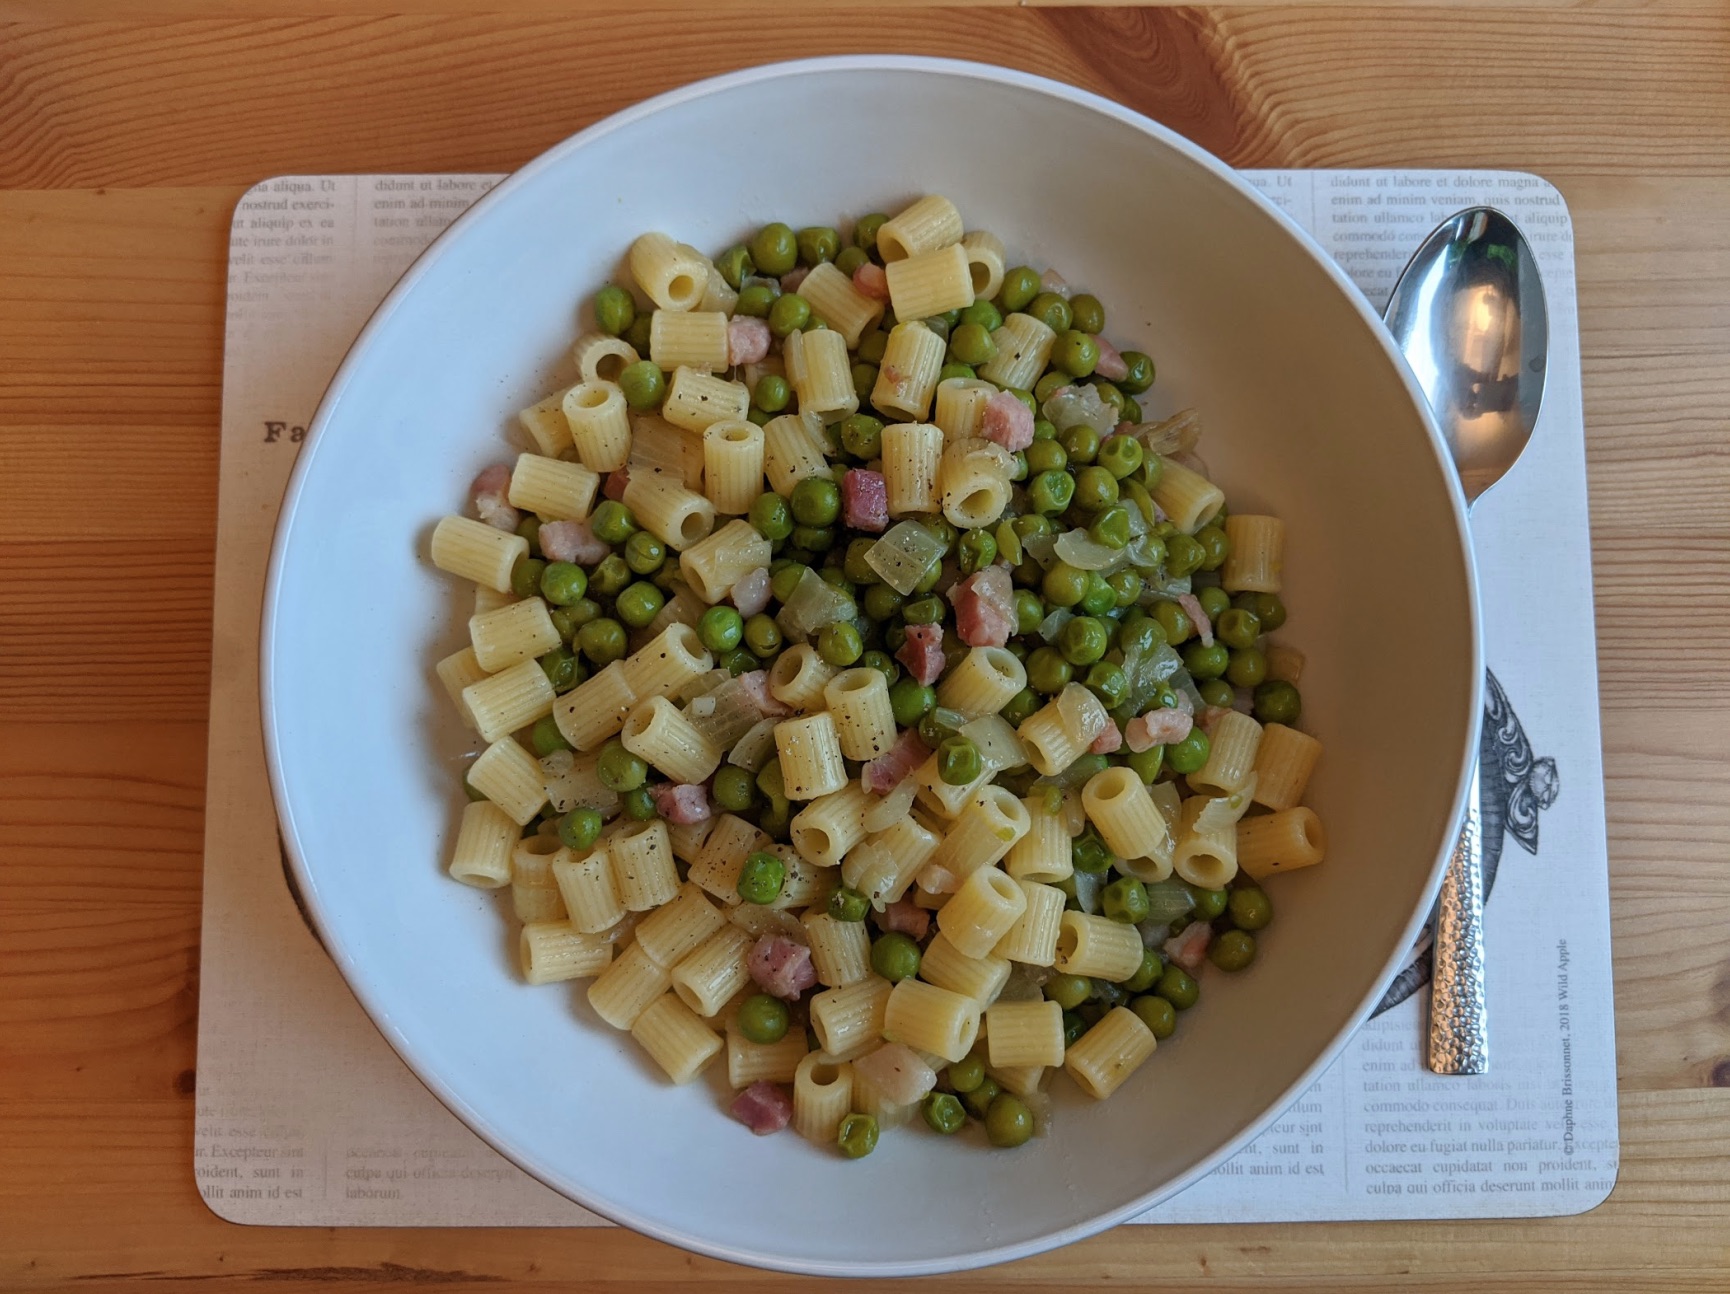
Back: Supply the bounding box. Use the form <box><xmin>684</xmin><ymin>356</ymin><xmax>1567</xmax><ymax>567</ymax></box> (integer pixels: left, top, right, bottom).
<box><xmin>1372</xmin><ymin>669</ymin><xmax>1559</xmax><ymax>1016</ymax></box>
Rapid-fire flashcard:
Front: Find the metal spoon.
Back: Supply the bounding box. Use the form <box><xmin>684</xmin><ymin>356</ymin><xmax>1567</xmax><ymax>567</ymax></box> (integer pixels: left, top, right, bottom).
<box><xmin>1382</xmin><ymin>207</ymin><xmax>1548</xmax><ymax>1075</ymax></box>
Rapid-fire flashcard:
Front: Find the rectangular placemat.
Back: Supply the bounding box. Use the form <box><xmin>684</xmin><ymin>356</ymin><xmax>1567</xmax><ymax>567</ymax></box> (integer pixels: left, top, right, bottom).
<box><xmin>197</xmin><ymin>170</ymin><xmax>1616</xmax><ymax>1226</ymax></box>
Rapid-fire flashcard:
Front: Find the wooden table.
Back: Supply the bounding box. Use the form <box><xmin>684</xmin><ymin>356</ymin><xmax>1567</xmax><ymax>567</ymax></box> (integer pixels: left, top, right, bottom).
<box><xmin>3</xmin><ymin>4</ymin><xmax>1728</xmax><ymax>1290</ymax></box>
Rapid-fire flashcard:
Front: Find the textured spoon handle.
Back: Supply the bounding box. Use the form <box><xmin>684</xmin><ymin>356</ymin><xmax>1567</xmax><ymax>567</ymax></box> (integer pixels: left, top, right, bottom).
<box><xmin>1428</xmin><ymin>764</ymin><xmax>1489</xmax><ymax>1074</ymax></box>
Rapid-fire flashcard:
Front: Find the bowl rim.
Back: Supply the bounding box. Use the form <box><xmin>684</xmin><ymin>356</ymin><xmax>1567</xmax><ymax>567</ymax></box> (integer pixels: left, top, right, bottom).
<box><xmin>260</xmin><ymin>53</ymin><xmax>1483</xmax><ymax>1276</ymax></box>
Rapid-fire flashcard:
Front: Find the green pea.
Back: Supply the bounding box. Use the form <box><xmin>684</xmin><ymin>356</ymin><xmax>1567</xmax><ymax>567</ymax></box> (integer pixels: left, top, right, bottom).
<box><xmin>1018</xmin><ymin>440</ymin><xmax>1064</xmax><ymax>481</ymax></box>
<box><xmin>750</xmin><ymin>223</ymin><xmax>798</xmax><ymax>276</ymax></box>
<box><xmin>533</xmin><ymin>560</ymin><xmax>584</xmax><ymax>607</ymax></box>
<box><xmin>1253</xmin><ymin>679</ymin><xmax>1301</xmax><ymax>724</ymax></box>
<box><xmin>768</xmin><ymin>561</ymin><xmax>803</xmax><ymax>604</ymax></box>
<box><xmin>1156</xmin><ymin>533</ymin><xmax>1199</xmax><ymax>581</ymax></box>
<box><xmin>937</xmin><ymin>736</ymin><xmax>982</xmax><ymax>787</ymax></box>
<box><xmin>1155</xmin><ymin>964</ymin><xmax>1199</xmax><ymax>1010</ymax></box>
<box><xmin>1107</xmin><ymin>569</ymin><xmax>1143</xmax><ymax>609</ymax></box>
<box><xmin>688</xmin><ymin>606</ymin><xmax>739</xmax><ymax>656</ymax></box>
<box><xmin>747</xmin><ymin>492</ymin><xmax>793</xmax><ymax>543</ymax></box>
<box><xmin>589</xmin><ymin>556</ymin><xmax>630</xmax><ymax>599</ymax></box>
<box><xmin>788</xmin><ymin>531</ymin><xmax>830</xmax><ymax>563</ymax></box>
<box><xmin>860</xmin><ymin>651</ymin><xmax>897</xmax><ymax>686</ymax></box>
<box><xmin>820</xmin><ymin>886</ymin><xmax>865</xmax><ymax>923</ymax></box>
<box><xmin>1079</xmin><ymin>573</ymin><xmax>1117</xmax><ymax>617</ymax></box>
<box><xmin>746</xmin><ymin>407</ymin><xmax>772</xmax><ymax>427</ymax></box>
<box><xmin>1060</xmin><ymin>423</ymin><xmax>1101</xmax><ymax>465</ymax></box>
<box><xmin>1072</xmin><ymin>829</ymin><xmax>1114</xmax><ymax>875</ymax></box>
<box><xmin>959</xmin><ymin>299</ymin><xmax>1002</xmax><ymax>332</ymax></box>
<box><xmin>850</xmin><ymin>328</ymin><xmax>887</xmax><ymax>364</ymax></box>
<box><xmin>1118</xmin><ymin>351</ymin><xmax>1155</xmax><ymax>394</ymax></box>
<box><xmin>1038</xmin><ymin>565</ymin><xmax>1083</xmax><ymax>613</ymax></box>
<box><xmin>616</xmin><ymin>359</ymin><xmax>666</xmax><ymax>412</ymax></box>
<box><xmin>767</xmin><ymin>291</ymin><xmax>810</xmax><ymax>338</ymax></box>
<box><xmin>1060</xmin><ymin>292</ymin><xmax>1100</xmax><ymax>335</ymax></box>
<box><xmin>716</xmin><ymin>245</ymin><xmax>755</xmax><ymax>290</ymax></box>
<box><xmin>1182</xmin><ymin>641</ymin><xmax>1230</xmax><ymax>681</ymax></box>
<box><xmin>1092</xmin><ymin>381</ymin><xmax>1125</xmax><ymax>418</ymax></box>
<box><xmin>1130</xmin><ymin>533</ymin><xmax>1166</xmax><ymax>574</ymax></box>
<box><xmin>842</xmin><ymin>361</ymin><xmax>874</xmax><ymax>400</ymax></box>
<box><xmin>998</xmin><ymin>267</ymin><xmax>1041</xmax><ymax>313</ymax></box>
<box><xmin>737</xmin><ymin>850</ymin><xmax>786</xmax><ymax>905</ymax></box>
<box><xmin>736</xmin><ymin>282</ymin><xmax>778</xmax><ymax>318</ymax></box>
<box><xmin>1069</xmin><ymin>468</ymin><xmax>1117</xmax><ymax>516</ymax></box>
<box><xmin>937</xmin><ymin>362</ymin><xmax>976</xmax><ymax>384</ymax></box>
<box><xmin>1052</xmin><ymin>329</ymin><xmax>1099</xmax><ymax>378</ymax></box>
<box><xmin>576</xmin><ymin>617</ymin><xmax>627</xmax><ymax>665</ymax></box>
<box><xmin>1052</xmin><ymin>1009</ymin><xmax>1084</xmax><ymax>1046</ymax></box>
<box><xmin>948</xmin><ymin>322</ymin><xmax>997</xmax><ymax>367</ymax></box>
<box><xmin>1097</xmin><ymin>434</ymin><xmax>1144</xmax><ymax>480</ymax></box>
<box><xmin>1224</xmin><ymin>647</ymin><xmax>1266</xmax><ymax>690</ymax></box>
<box><xmin>1214</xmin><ymin>608</ymin><xmax>1261</xmax><ymax>652</ymax></box>
<box><xmin>790</xmin><ymin>476</ymin><xmax>841</xmax><ymax>527</ymax></box>
<box><xmin>796</xmin><ymin>225</ymin><xmax>839</xmax><ymax>266</ymax></box>
<box><xmin>1102</xmin><ymin>876</ymin><xmax>1151</xmax><ymax>925</ymax></box>
<box><xmin>596</xmin><ymin>740</ymin><xmax>647</xmax><ymax>793</ymax></box>
<box><xmin>921</xmin><ymin>314</ymin><xmax>952</xmax><ymax>344</ymax></box>
<box><xmin>833</xmin><ymin>416</ymin><xmax>883</xmax><ymax>464</ymax></box>
<box><xmin>593</xmin><ymin>284</ymin><xmax>636</xmax><ymax>337</ymax></box>
<box><xmin>1027</xmin><ymin>373</ymin><xmax>1063</xmax><ymax>406</ymax></box>
<box><xmin>1131</xmin><ymin>993</ymin><xmax>1177</xmax><ymax>1039</ymax></box>
<box><xmin>1031</xmin><ymin>419</ymin><xmax>1058</xmax><ymax>443</ymax></box>
<box><xmin>553</xmin><ymin>807</ymin><xmax>600</xmax><ymax>852</ymax></box>
<box><xmin>899</xmin><ymin>595</ymin><xmax>940</xmax><ymax>627</ymax></box>
<box><xmin>613</xmin><ymin>580</ymin><xmax>662</xmax><ymax>628</ymax></box>
<box><xmin>1121</xmin><ymin>396</ymin><xmax>1143</xmax><ymax>424</ymax></box>
<box><xmin>623</xmin><ymin>312</ymin><xmax>653</xmax><ymax>355</ymax></box>
<box><xmin>588</xmin><ymin>499</ymin><xmax>635</xmax><ymax>544</ymax></box>
<box><xmin>1195</xmin><ymin>524</ymin><xmax>1231</xmax><ymax>572</ymax></box>
<box><xmin>516</xmin><ymin>513</ymin><xmax>543</xmax><ymax>556</ymax></box>
<box><xmin>961</xmin><ymin>1076</ymin><xmax>1001</xmax><ymax>1120</ymax></box>
<box><xmin>1081</xmin><ymin>661</ymin><xmax>1127</xmax><ymax>710</ymax></box>
<box><xmin>511</xmin><ymin>555</ymin><xmax>547</xmax><ymax>599</ymax></box>
<box><xmin>1166</xmin><ymin>728</ymin><xmax>1210</xmax><ymax>776</ymax></box>
<box><xmin>871</xmin><ymin>931</ymin><xmax>923</xmax><ymax>983</ymax></box>
<box><xmin>888</xmin><ymin>678</ymin><xmax>935</xmax><ymax>727</ymax></box>
<box><xmin>1234</xmin><ymin>590</ymin><xmax>1287</xmax><ymax>632</ymax></box>
<box><xmin>1118</xmin><ymin>742</ymin><xmax>1161</xmax><ymax>784</ymax></box>
<box><xmin>1117</xmin><ymin>614</ymin><xmax>1160</xmax><ymax>656</ymax></box>
<box><xmin>856</xmin><ymin>582</ymin><xmax>899</xmax><ymax>624</ymax></box>
<box><xmin>834</xmin><ymin>245</ymin><xmax>869</xmax><ymax>276</ymax></box>
<box><xmin>619</xmin><ymin>531</ymin><xmax>663</xmax><ymax>577</ymax></box>
<box><xmin>538</xmin><ymin>645</ymin><xmax>581</xmax><ymax>692</ymax></box>
<box><xmin>529</xmin><ymin>713</ymin><xmax>572</xmax><ymax>757</ymax></box>
<box><xmin>853</xmin><ymin>213</ymin><xmax>889</xmax><ymax>253</ymax></box>
<box><xmin>1210</xmin><ymin>929</ymin><xmax>1258</xmax><ymax>972</ymax></box>
<box><xmin>704</xmin><ymin>765</ymin><xmax>752</xmax><ymax>814</ymax></box>
<box><xmin>747</xmin><ymin>373</ymin><xmax>789</xmax><ymax>415</ymax></box>
<box><xmin>813</xmin><ymin>623</ymin><xmax>861</xmax><ymax>668</ymax></box>
<box><xmin>836</xmin><ymin>1111</ymin><xmax>880</xmax><ymax>1160</ymax></box>
<box><xmin>1122</xmin><ymin>947</ymin><xmax>1164</xmax><ymax>995</ymax></box>
<box><xmin>1046</xmin><ymin>973</ymin><xmax>1092</xmax><ymax>1010</ymax></box>
<box><xmin>951</xmin><ymin>528</ymin><xmax>994</xmax><ymax>576</ymax></box>
<box><xmin>985</xmin><ymin>1093</ymin><xmax>1034</xmax><ymax>1149</ymax></box>
<box><xmin>719</xmin><ymin>647</ymin><xmax>759</xmax><ymax>676</ymax></box>
<box><xmin>989</xmin><ymin>689</ymin><xmax>1033</xmax><ymax>729</ymax></box>
<box><xmin>1023</xmin><ymin>647</ymin><xmax>1070</xmax><ymax>696</ymax></box>
<box><xmin>736</xmin><ymin>992</ymin><xmax>790</xmax><ymax>1044</ymax></box>
<box><xmin>1192</xmin><ymin>586</ymin><xmax>1229</xmax><ymax>623</ymax></box>
<box><xmin>1230</xmin><ymin>886</ymin><xmax>1274</xmax><ymax>931</ymax></box>
<box><xmin>1151</xmin><ymin>599</ymin><xmax>1193</xmax><ymax>645</ymax></box>
<box><xmin>1028</xmin><ymin>291</ymin><xmax>1072</xmax><ymax>334</ymax></box>
<box><xmin>740</xmin><ymin>614</ymin><xmax>780</xmax><ymax>659</ymax></box>
<box><xmin>922</xmin><ymin>1091</ymin><xmax>966</xmax><ymax>1136</ymax></box>
<box><xmin>1196</xmin><ymin>678</ymin><xmax>1234</xmax><ymax>709</ymax></box>
<box><xmin>1058</xmin><ymin>615</ymin><xmax>1108</xmax><ymax>667</ymax></box>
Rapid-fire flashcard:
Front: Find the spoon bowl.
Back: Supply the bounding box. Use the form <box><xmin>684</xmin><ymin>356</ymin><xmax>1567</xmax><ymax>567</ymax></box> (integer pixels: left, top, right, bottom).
<box><xmin>1384</xmin><ymin>208</ymin><xmax>1548</xmax><ymax>505</ymax></box>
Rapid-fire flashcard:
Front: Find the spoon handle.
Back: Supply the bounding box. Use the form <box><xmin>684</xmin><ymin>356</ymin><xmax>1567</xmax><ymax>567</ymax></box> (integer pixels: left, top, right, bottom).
<box><xmin>1428</xmin><ymin>764</ymin><xmax>1489</xmax><ymax>1074</ymax></box>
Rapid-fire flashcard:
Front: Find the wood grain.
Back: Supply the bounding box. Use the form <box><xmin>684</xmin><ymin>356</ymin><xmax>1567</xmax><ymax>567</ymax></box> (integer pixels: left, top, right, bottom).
<box><xmin>2</xmin><ymin>4</ymin><xmax>1729</xmax><ymax>1290</ymax></box>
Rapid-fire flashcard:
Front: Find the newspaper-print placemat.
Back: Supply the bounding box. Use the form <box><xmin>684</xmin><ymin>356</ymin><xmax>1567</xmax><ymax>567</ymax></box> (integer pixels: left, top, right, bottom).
<box><xmin>197</xmin><ymin>170</ymin><xmax>1615</xmax><ymax>1225</ymax></box>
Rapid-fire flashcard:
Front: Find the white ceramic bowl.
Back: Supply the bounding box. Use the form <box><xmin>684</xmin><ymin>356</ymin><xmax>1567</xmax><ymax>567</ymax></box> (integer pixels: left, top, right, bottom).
<box><xmin>263</xmin><ymin>57</ymin><xmax>1480</xmax><ymax>1276</ymax></box>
